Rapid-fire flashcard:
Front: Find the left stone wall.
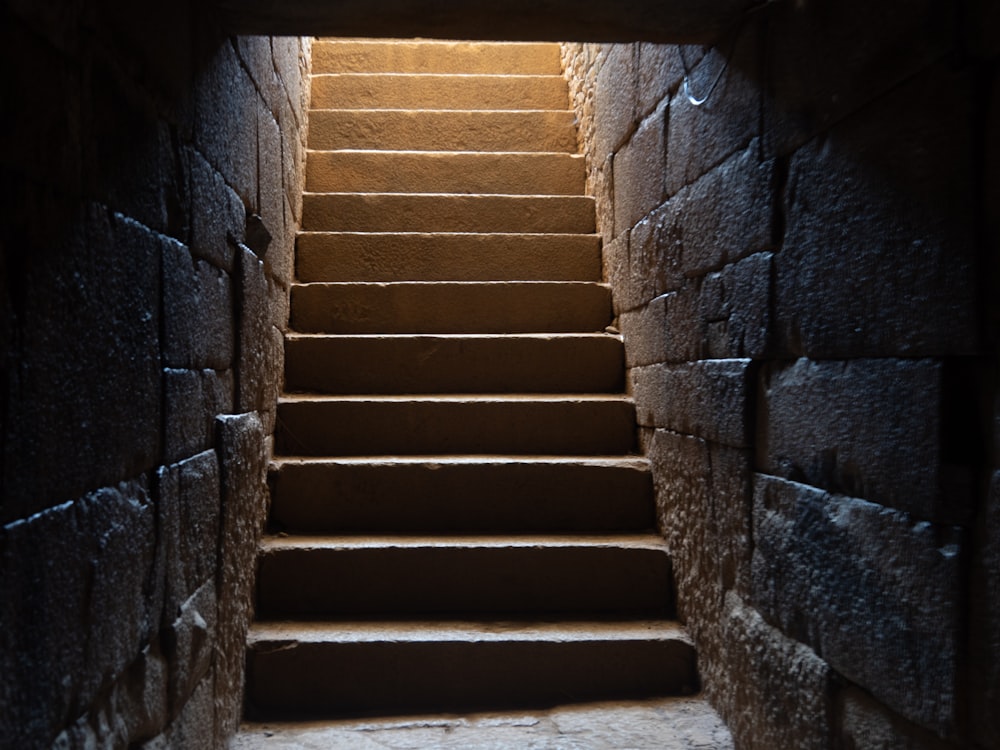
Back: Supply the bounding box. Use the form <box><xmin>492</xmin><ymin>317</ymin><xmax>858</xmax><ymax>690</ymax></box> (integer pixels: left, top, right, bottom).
<box><xmin>0</xmin><ymin>3</ymin><xmax>309</xmax><ymax>747</ymax></box>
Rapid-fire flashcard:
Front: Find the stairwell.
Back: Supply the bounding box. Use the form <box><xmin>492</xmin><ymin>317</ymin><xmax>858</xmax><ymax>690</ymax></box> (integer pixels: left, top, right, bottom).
<box><xmin>244</xmin><ymin>39</ymin><xmax>698</xmax><ymax>720</ymax></box>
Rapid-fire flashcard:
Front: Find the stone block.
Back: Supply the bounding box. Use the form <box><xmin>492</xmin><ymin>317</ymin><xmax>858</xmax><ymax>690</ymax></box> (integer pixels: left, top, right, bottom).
<box><xmin>751</xmin><ymin>474</ymin><xmax>961</xmax><ymax>736</ymax></box>
<box><xmin>188</xmin><ymin>148</ymin><xmax>242</xmax><ymax>273</ymax></box>
<box><xmin>707</xmin><ymin>591</ymin><xmax>835</xmax><ymax>750</ymax></box>
<box><xmin>257</xmin><ymin>99</ymin><xmax>284</xmax><ymax>265</ymax></box>
<box><xmin>110</xmin><ymin>641</ymin><xmax>170</xmax><ymax>745</ymax></box>
<box><xmin>163</xmin><ymin>239</ymin><xmax>234</xmax><ymax>371</ymax></box>
<box><xmin>165</xmin><ymin>581</ymin><xmax>217</xmax><ymax>713</ymax></box>
<box><xmin>839</xmin><ymin>687</ymin><xmax>954</xmax><ymax>750</ymax></box>
<box><xmin>156</xmin><ymin>451</ymin><xmax>221</xmax><ymax>624</ymax></box>
<box><xmin>637</xmin><ymin>44</ymin><xmax>686</xmax><ymax>117</ymax></box>
<box><xmin>665</xmin><ymin>29</ymin><xmax>760</xmax><ymax>196</ymax></box>
<box><xmin>648</xmin><ymin>430</ymin><xmax>752</xmax><ymax>638</ymax></box>
<box><xmin>267</xmin><ymin>274</ymin><xmax>291</xmax><ymax>331</ymax></box>
<box><xmin>776</xmin><ymin>65</ymin><xmax>978</xmax><ymax>359</ymax></box>
<box><xmin>215</xmin><ymin>412</ymin><xmax>267</xmax><ymax>740</ymax></box>
<box><xmin>278</xmin><ymin>93</ymin><xmax>305</xmax><ymax>223</ymax></box>
<box><xmin>662</xmin><ymin>144</ymin><xmax>774</xmax><ymax>278</ymax></box>
<box><xmin>764</xmin><ymin>0</ymin><xmax>956</xmax><ymax>157</ymax></box>
<box><xmin>631</xmin><ymin>359</ymin><xmax>751</xmax><ymax>448</ymax></box>
<box><xmin>757</xmin><ymin>358</ymin><xmax>955</xmax><ymax>522</ymax></box>
<box><xmin>593</xmin><ymin>44</ymin><xmax>637</xmax><ymax>165</ymax></box>
<box><xmin>613</xmin><ymin>102</ymin><xmax>667</xmax><ymax>234</ymax></box>
<box><xmin>620</xmin><ymin>295</ymin><xmax>666</xmax><ymax>367</ymax></box>
<box><xmin>272</xmin><ymin>37</ymin><xmax>309</xmax><ymax>129</ymax></box>
<box><xmin>594</xmin><ymin>155</ymin><xmax>615</xmax><ymax>246</ymax></box>
<box><xmin>237</xmin><ymin>246</ymin><xmax>270</xmax><ymax>413</ymax></box>
<box><xmin>700</xmin><ymin>251</ymin><xmax>772</xmax><ymax>360</ymax></box>
<box><xmin>163</xmin><ymin>368</ymin><xmax>234</xmax><ymax>465</ymax></box>
<box><xmin>1</xmin><ymin>206</ymin><xmax>161</xmax><ymax>522</ymax></box>
<box><xmin>158</xmin><ymin>673</ymin><xmax>217</xmax><ymax>750</ymax></box>
<box><xmin>0</xmin><ymin>478</ymin><xmax>157</xmax><ymax>749</ymax></box>
<box><xmin>236</xmin><ymin>36</ymin><xmax>280</xmax><ymax>113</ymax></box>
<box><xmin>193</xmin><ymin>39</ymin><xmax>258</xmax><ymax>207</ymax></box>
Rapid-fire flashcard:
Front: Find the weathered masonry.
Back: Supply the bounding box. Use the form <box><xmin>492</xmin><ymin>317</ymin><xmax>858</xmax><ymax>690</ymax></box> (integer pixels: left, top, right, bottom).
<box><xmin>1</xmin><ymin>1</ymin><xmax>998</xmax><ymax>749</ymax></box>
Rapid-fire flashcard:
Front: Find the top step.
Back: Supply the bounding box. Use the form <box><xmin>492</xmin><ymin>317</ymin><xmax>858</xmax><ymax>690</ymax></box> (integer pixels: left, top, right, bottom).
<box><xmin>312</xmin><ymin>40</ymin><xmax>564</xmax><ymax>75</ymax></box>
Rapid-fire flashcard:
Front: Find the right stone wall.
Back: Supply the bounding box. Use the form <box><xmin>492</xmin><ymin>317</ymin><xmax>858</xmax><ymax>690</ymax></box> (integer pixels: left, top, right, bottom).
<box><xmin>564</xmin><ymin>2</ymin><xmax>999</xmax><ymax>747</ymax></box>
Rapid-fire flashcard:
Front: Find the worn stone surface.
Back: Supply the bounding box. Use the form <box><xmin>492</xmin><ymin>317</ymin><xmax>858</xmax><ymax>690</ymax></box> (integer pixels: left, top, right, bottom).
<box><xmin>637</xmin><ymin>44</ymin><xmax>686</xmax><ymax>117</ymax></box>
<box><xmin>163</xmin><ymin>239</ymin><xmax>235</xmax><ymax>371</ymax></box>
<box><xmin>157</xmin><ymin>451</ymin><xmax>222</xmax><ymax>626</ymax></box>
<box><xmin>631</xmin><ymin>359</ymin><xmax>751</xmax><ymax>448</ymax></box>
<box><xmin>593</xmin><ymin>45</ymin><xmax>637</xmax><ymax>165</ymax></box>
<box><xmin>752</xmin><ymin>474</ymin><xmax>961</xmax><ymax>736</ymax></box>
<box><xmin>234</xmin><ymin>696</ymin><xmax>733</xmax><ymax>749</ymax></box>
<box><xmin>188</xmin><ymin>147</ymin><xmax>243</xmax><ymax>273</ymax></box>
<box><xmin>613</xmin><ymin>103</ymin><xmax>667</xmax><ymax>234</ymax></box>
<box><xmin>969</xmin><ymin>470</ymin><xmax>1000</xmax><ymax>748</ymax></box>
<box><xmin>708</xmin><ymin>592</ymin><xmax>835</xmax><ymax>750</ymax></box>
<box><xmin>757</xmin><ymin>358</ymin><xmax>951</xmax><ymax>522</ymax></box>
<box><xmin>839</xmin><ymin>687</ymin><xmax>954</xmax><ymax>750</ymax></box>
<box><xmin>166</xmin><ymin>581</ymin><xmax>218</xmax><ymax>715</ymax></box>
<box><xmin>665</xmin><ymin>30</ymin><xmax>760</xmax><ymax>196</ymax></box>
<box><xmin>0</xmin><ymin>479</ymin><xmax>158</xmax><ymax>749</ymax></box>
<box><xmin>164</xmin><ymin>368</ymin><xmax>235</xmax><ymax>464</ymax></box>
<box><xmin>1</xmin><ymin>207</ymin><xmax>162</xmax><ymax>522</ymax></box>
<box><xmin>776</xmin><ymin>64</ymin><xmax>978</xmax><ymax>359</ymax></box>
<box><xmin>215</xmin><ymin>413</ymin><xmax>268</xmax><ymax>743</ymax></box>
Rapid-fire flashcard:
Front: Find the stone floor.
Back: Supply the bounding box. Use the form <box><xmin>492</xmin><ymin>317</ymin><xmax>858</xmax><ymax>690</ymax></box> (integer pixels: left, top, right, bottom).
<box><xmin>232</xmin><ymin>696</ymin><xmax>734</xmax><ymax>749</ymax></box>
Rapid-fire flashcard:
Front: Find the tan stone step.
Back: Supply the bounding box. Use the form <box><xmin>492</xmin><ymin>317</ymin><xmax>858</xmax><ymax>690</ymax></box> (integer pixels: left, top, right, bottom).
<box><xmin>284</xmin><ymin>333</ymin><xmax>624</xmax><ymax>394</ymax></box>
<box><xmin>311</xmin><ymin>73</ymin><xmax>569</xmax><ymax>110</ymax></box>
<box><xmin>307</xmin><ymin>109</ymin><xmax>579</xmax><ymax>152</ymax></box>
<box><xmin>311</xmin><ymin>40</ymin><xmax>563</xmax><ymax>75</ymax></box>
<box><xmin>273</xmin><ymin>394</ymin><xmax>637</xmax><ymax>456</ymax></box>
<box><xmin>296</xmin><ymin>233</ymin><xmax>601</xmax><ymax>282</ymax></box>
<box><xmin>289</xmin><ymin>282</ymin><xmax>611</xmax><ymax>334</ymax></box>
<box><xmin>269</xmin><ymin>457</ymin><xmax>654</xmax><ymax>534</ymax></box>
<box><xmin>255</xmin><ymin>535</ymin><xmax>673</xmax><ymax>616</ymax></box>
<box><xmin>306</xmin><ymin>151</ymin><xmax>585</xmax><ymax>195</ymax></box>
<box><xmin>302</xmin><ymin>192</ymin><xmax>595</xmax><ymax>233</ymax></box>
<box><xmin>246</xmin><ymin>620</ymin><xmax>697</xmax><ymax>717</ymax></box>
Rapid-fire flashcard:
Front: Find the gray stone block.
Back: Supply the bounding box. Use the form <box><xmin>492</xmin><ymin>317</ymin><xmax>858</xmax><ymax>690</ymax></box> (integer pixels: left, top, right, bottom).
<box><xmin>776</xmin><ymin>65</ymin><xmax>978</xmax><ymax>359</ymax></box>
<box><xmin>620</xmin><ymin>295</ymin><xmax>667</xmax><ymax>367</ymax></box>
<box><xmin>236</xmin><ymin>36</ymin><xmax>280</xmax><ymax>113</ymax></box>
<box><xmin>699</xmin><ymin>251</ymin><xmax>772</xmax><ymax>360</ymax></box>
<box><xmin>157</xmin><ymin>451</ymin><xmax>221</xmax><ymax>623</ymax></box>
<box><xmin>0</xmin><ymin>478</ymin><xmax>157</xmax><ymax>749</ymax></box>
<box><xmin>193</xmin><ymin>40</ymin><xmax>258</xmax><ymax>207</ymax></box>
<box><xmin>707</xmin><ymin>591</ymin><xmax>835</xmax><ymax>750</ymax></box>
<box><xmin>662</xmin><ymin>144</ymin><xmax>774</xmax><ymax>279</ymax></box>
<box><xmin>758</xmin><ymin>357</ymin><xmax>951</xmax><ymax>522</ymax></box>
<box><xmin>968</xmin><ymin>470</ymin><xmax>1000</xmax><ymax>748</ymax></box>
<box><xmin>665</xmin><ymin>30</ymin><xmax>760</xmax><ymax>196</ymax></box>
<box><xmin>257</xmin><ymin>99</ymin><xmax>283</xmax><ymax>267</ymax></box>
<box><xmin>165</xmin><ymin>581</ymin><xmax>217</xmax><ymax>715</ymax></box>
<box><xmin>163</xmin><ymin>240</ymin><xmax>234</xmax><ymax>371</ymax></box>
<box><xmin>612</xmin><ymin>102</ymin><xmax>666</xmax><ymax>234</ymax></box>
<box><xmin>637</xmin><ymin>44</ymin><xmax>686</xmax><ymax>117</ymax></box>
<box><xmin>593</xmin><ymin>44</ymin><xmax>637</xmax><ymax>165</ymax></box>
<box><xmin>2</xmin><ymin>206</ymin><xmax>161</xmax><ymax>521</ymax></box>
<box><xmin>188</xmin><ymin>148</ymin><xmax>242</xmax><ymax>273</ymax></box>
<box><xmin>751</xmin><ymin>474</ymin><xmax>961</xmax><ymax>736</ymax></box>
<box><xmin>839</xmin><ymin>687</ymin><xmax>954</xmax><ymax>750</ymax></box>
<box><xmin>631</xmin><ymin>359</ymin><xmax>751</xmax><ymax>448</ymax></box>
<box><xmin>163</xmin><ymin>368</ymin><xmax>234</xmax><ymax>465</ymax></box>
<box><xmin>236</xmin><ymin>246</ymin><xmax>270</xmax><ymax>414</ymax></box>
<box><xmin>215</xmin><ymin>412</ymin><xmax>267</xmax><ymax>740</ymax></box>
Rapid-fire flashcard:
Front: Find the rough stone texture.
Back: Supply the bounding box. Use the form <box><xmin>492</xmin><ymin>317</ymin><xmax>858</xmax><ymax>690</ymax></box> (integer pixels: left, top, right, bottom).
<box><xmin>839</xmin><ymin>687</ymin><xmax>954</xmax><ymax>750</ymax></box>
<box><xmin>631</xmin><ymin>360</ymin><xmax>751</xmax><ymax>448</ymax></box>
<box><xmin>215</xmin><ymin>413</ymin><xmax>268</xmax><ymax>743</ymax></box>
<box><xmin>969</xmin><ymin>470</ymin><xmax>1000</xmax><ymax>748</ymax></box>
<box><xmin>234</xmin><ymin>696</ymin><xmax>734</xmax><ymax>749</ymax></box>
<box><xmin>612</xmin><ymin>103</ymin><xmax>666</xmax><ymax>235</ymax></box>
<box><xmin>707</xmin><ymin>592</ymin><xmax>835</xmax><ymax>750</ymax></box>
<box><xmin>776</xmin><ymin>64</ymin><xmax>979</xmax><ymax>360</ymax></box>
<box><xmin>0</xmin><ymin>4</ymin><xmax>305</xmax><ymax>745</ymax></box>
<box><xmin>758</xmin><ymin>358</ymin><xmax>955</xmax><ymax>522</ymax></box>
<box><xmin>593</xmin><ymin>45</ymin><xmax>638</xmax><ymax>166</ymax></box>
<box><xmin>752</xmin><ymin>474</ymin><xmax>962</xmax><ymax>736</ymax></box>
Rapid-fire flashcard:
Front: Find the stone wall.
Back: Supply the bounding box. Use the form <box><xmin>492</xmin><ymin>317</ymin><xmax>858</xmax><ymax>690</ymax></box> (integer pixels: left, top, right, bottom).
<box><xmin>564</xmin><ymin>1</ymin><xmax>998</xmax><ymax>747</ymax></box>
<box><xmin>0</xmin><ymin>2</ymin><xmax>308</xmax><ymax>747</ymax></box>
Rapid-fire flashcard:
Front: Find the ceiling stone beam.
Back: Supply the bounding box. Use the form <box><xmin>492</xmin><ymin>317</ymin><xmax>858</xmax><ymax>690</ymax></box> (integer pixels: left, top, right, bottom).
<box><xmin>208</xmin><ymin>0</ymin><xmax>765</xmax><ymax>43</ymax></box>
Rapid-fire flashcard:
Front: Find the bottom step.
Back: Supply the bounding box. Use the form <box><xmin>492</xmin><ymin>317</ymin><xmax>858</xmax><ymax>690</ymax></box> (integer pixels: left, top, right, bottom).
<box><xmin>246</xmin><ymin>620</ymin><xmax>697</xmax><ymax>718</ymax></box>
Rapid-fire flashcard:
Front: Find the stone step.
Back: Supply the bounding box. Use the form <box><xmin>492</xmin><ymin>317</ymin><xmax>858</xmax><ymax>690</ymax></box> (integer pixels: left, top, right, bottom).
<box><xmin>306</xmin><ymin>150</ymin><xmax>585</xmax><ymax>195</ymax></box>
<box><xmin>289</xmin><ymin>282</ymin><xmax>611</xmax><ymax>334</ymax></box>
<box><xmin>269</xmin><ymin>457</ymin><xmax>654</xmax><ymax>534</ymax></box>
<box><xmin>255</xmin><ymin>535</ymin><xmax>673</xmax><ymax>617</ymax></box>
<box><xmin>283</xmin><ymin>333</ymin><xmax>624</xmax><ymax>394</ymax></box>
<box><xmin>307</xmin><ymin>109</ymin><xmax>579</xmax><ymax>152</ymax></box>
<box><xmin>273</xmin><ymin>394</ymin><xmax>637</xmax><ymax>456</ymax></box>
<box><xmin>247</xmin><ymin>619</ymin><xmax>695</xmax><ymax>717</ymax></box>
<box><xmin>296</xmin><ymin>232</ymin><xmax>601</xmax><ymax>282</ymax></box>
<box><xmin>311</xmin><ymin>40</ymin><xmax>563</xmax><ymax>75</ymax></box>
<box><xmin>311</xmin><ymin>73</ymin><xmax>569</xmax><ymax>110</ymax></box>
<box><xmin>302</xmin><ymin>192</ymin><xmax>595</xmax><ymax>233</ymax></box>
<box><xmin>246</xmin><ymin>620</ymin><xmax>697</xmax><ymax>717</ymax></box>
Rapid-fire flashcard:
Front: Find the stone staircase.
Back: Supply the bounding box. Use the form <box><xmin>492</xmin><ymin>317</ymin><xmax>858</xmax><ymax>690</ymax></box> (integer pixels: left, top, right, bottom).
<box><xmin>244</xmin><ymin>39</ymin><xmax>697</xmax><ymax>719</ymax></box>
